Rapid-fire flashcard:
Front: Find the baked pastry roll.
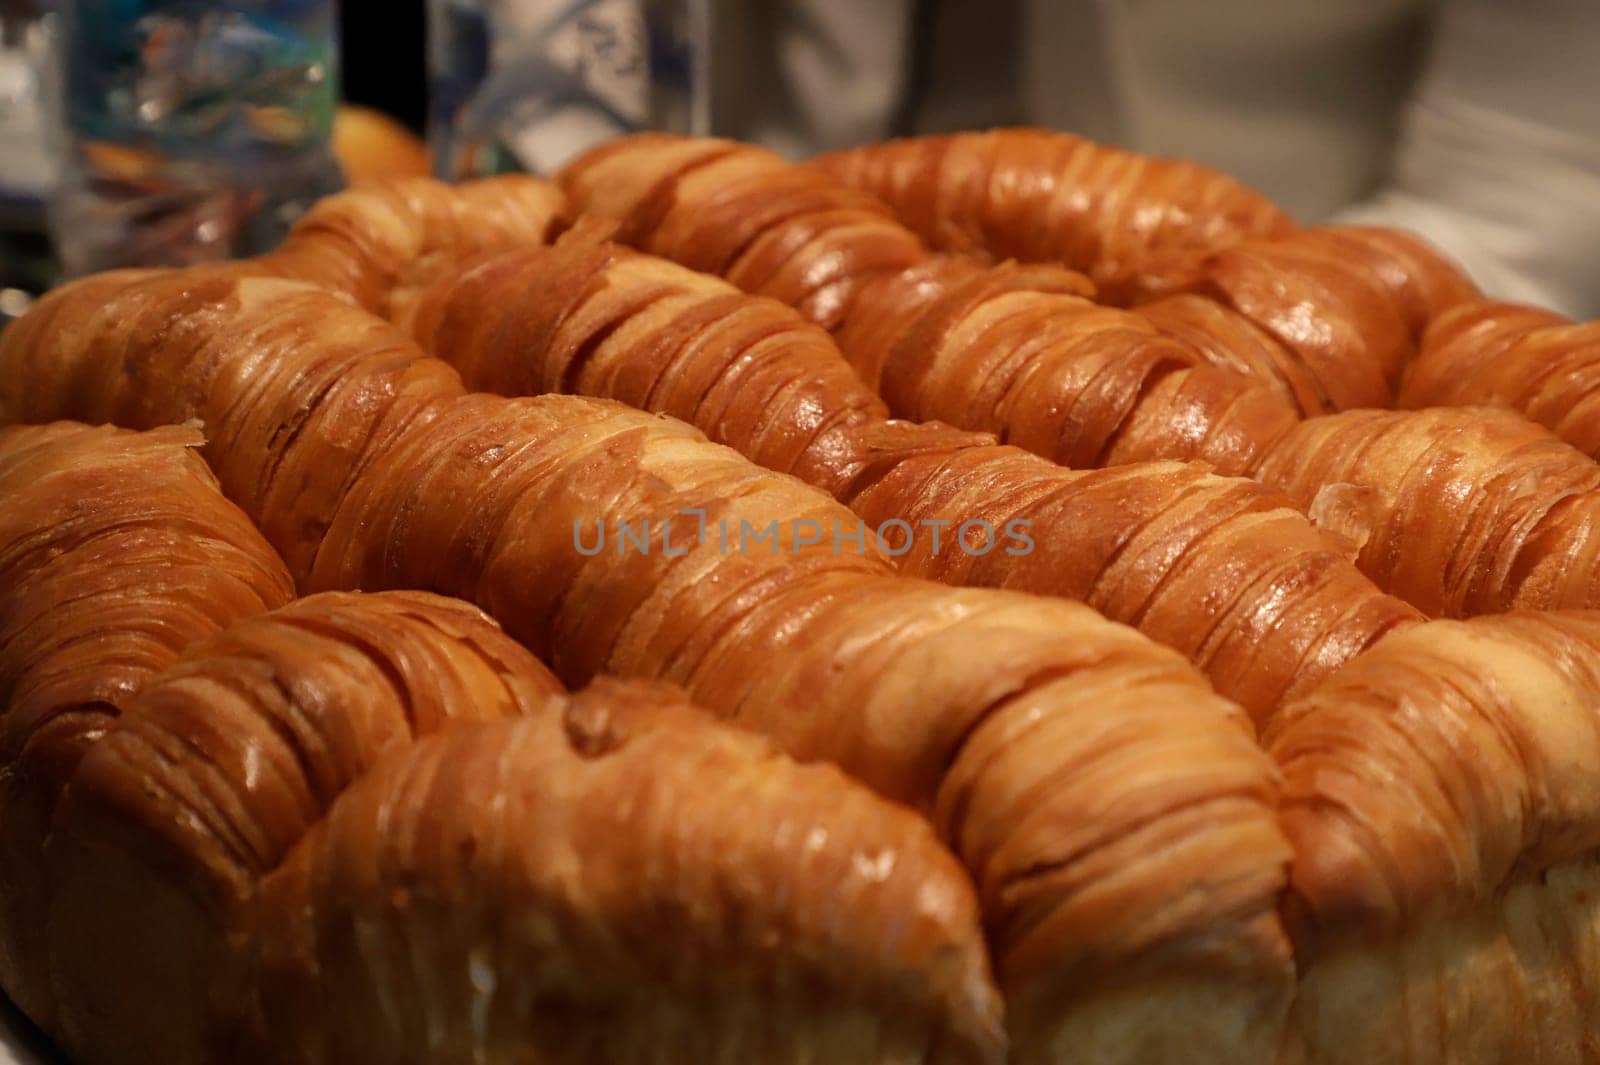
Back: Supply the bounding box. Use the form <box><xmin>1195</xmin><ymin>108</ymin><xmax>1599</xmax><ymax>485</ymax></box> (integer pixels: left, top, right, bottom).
<box><xmin>44</xmin><ymin>589</ymin><xmax>561</xmax><ymax>1064</ymax></box>
<box><xmin>1268</xmin><ymin>610</ymin><xmax>1600</xmax><ymax>1065</ymax></box>
<box><xmin>1406</xmin><ymin>300</ymin><xmax>1600</xmax><ymax>457</ymax></box>
<box><xmin>810</xmin><ymin>131</ymin><xmax>1477</xmax><ymax>402</ymax></box>
<box><xmin>0</xmin><ymin>421</ymin><xmax>293</xmax><ymax>1030</ymax></box>
<box><xmin>811</xmin><ymin>127</ymin><xmax>1292</xmax><ymax>304</ymax></box>
<box><xmin>1254</xmin><ymin>406</ymin><xmax>1600</xmax><ymax>614</ymax></box>
<box><xmin>256</xmin><ymin>174</ymin><xmax>565</xmax><ymax>313</ymax></box>
<box><xmin>254</xmin><ymin>676</ymin><xmax>1002</xmax><ymax>1065</ymax></box>
<box><xmin>32</xmin><ymin>580</ymin><xmax>1000</xmax><ymax>1064</ymax></box>
<box><xmin>559</xmin><ymin>134</ymin><xmax>1301</xmax><ymax>476</ymax></box>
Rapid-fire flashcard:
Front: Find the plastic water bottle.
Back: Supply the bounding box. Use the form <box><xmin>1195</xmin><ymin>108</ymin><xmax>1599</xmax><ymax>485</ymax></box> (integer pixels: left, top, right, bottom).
<box><xmin>427</xmin><ymin>0</ymin><xmax>710</xmax><ymax>179</ymax></box>
<box><xmin>49</xmin><ymin>0</ymin><xmax>343</xmax><ymax>277</ymax></box>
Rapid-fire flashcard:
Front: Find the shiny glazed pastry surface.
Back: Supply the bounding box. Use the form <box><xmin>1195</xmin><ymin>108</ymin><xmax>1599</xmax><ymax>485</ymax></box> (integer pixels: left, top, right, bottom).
<box><xmin>2</xmin><ymin>128</ymin><xmax>1600</xmax><ymax>1065</ymax></box>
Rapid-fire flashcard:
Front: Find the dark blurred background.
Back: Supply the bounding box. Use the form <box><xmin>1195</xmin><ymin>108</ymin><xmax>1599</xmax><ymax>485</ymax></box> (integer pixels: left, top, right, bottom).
<box><xmin>339</xmin><ymin>0</ymin><xmax>426</xmax><ymax>133</ymax></box>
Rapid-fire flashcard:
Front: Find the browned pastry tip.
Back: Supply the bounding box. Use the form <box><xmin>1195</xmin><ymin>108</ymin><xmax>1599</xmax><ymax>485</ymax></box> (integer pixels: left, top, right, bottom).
<box><xmin>1406</xmin><ymin>299</ymin><xmax>1600</xmax><ymax>458</ymax></box>
<box><xmin>0</xmin><ymin>420</ymin><xmax>293</xmax><ymax>1032</ymax></box>
<box><xmin>1252</xmin><ymin>406</ymin><xmax>1600</xmax><ymax>617</ymax></box>
<box><xmin>1133</xmin><ymin>227</ymin><xmax>1475</xmax><ymax>417</ymax></box>
<box><xmin>1267</xmin><ymin>610</ymin><xmax>1600</xmax><ymax>1065</ymax></box>
<box><xmin>810</xmin><ymin>128</ymin><xmax>1293</xmax><ymax>302</ymax></box>
<box><xmin>255</xmin><ymin>675</ymin><xmax>1005</xmax><ymax>1065</ymax></box>
<box><xmin>1131</xmin><ymin>293</ymin><xmax>1328</xmax><ymax>417</ymax></box>
<box><xmin>920</xmin><ymin>609</ymin><xmax>1295</xmax><ymax>1062</ymax></box>
<box><xmin>44</xmin><ymin>588</ymin><xmax>561</xmax><ymax>1065</ymax></box>
<box><xmin>1269</xmin><ymin>610</ymin><xmax>1600</xmax><ymax>949</ymax></box>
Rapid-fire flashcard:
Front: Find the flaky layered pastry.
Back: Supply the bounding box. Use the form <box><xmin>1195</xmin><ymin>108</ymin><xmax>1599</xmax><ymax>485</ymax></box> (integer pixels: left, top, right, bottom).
<box><xmin>1266</xmin><ymin>610</ymin><xmax>1600</xmax><ymax>1065</ymax></box>
<box><xmin>397</xmin><ymin>230</ymin><xmax>1418</xmax><ymax>717</ymax></box>
<box><xmin>563</xmin><ymin>135</ymin><xmax>1485</xmax><ymax>455</ymax></box>
<box><xmin>1254</xmin><ymin>406</ymin><xmax>1600</xmax><ymax>615</ymax></box>
<box><xmin>1407</xmin><ymin>299</ymin><xmax>1600</xmax><ymax>457</ymax></box>
<box><xmin>0</xmin><ymin>422</ymin><xmax>293</xmax><ymax>1031</ymax></box>
<box><xmin>254</xmin><ymin>173</ymin><xmax>565</xmax><ymax>313</ymax></box>
<box><xmin>253</xmin><ymin>675</ymin><xmax>1002</xmax><ymax>1065</ymax></box>
<box><xmin>395</xmin><ymin>224</ymin><xmax>894</xmax><ymax>496</ymax></box>
<box><xmin>810</xmin><ymin>130</ymin><xmax>1479</xmax><ymax>410</ymax></box>
<box><xmin>0</xmin><ymin>267</ymin><xmax>1295</xmax><ymax>1065</ymax></box>
<box><xmin>30</xmin><ymin>573</ymin><xmax>1001</xmax><ymax>1064</ymax></box>
<box><xmin>811</xmin><ymin>127</ymin><xmax>1293</xmax><ymax>303</ymax></box>
<box><xmin>557</xmin><ymin>137</ymin><xmax>1600</xmax><ymax>628</ymax></box>
<box><xmin>7</xmin><ymin>137</ymin><xmax>1600</xmax><ymax>1065</ymax></box>
<box><xmin>45</xmin><ymin>588</ymin><xmax>563</xmax><ymax>1064</ymax></box>
<box><xmin>559</xmin><ymin>133</ymin><xmax>1303</xmax><ymax>476</ymax></box>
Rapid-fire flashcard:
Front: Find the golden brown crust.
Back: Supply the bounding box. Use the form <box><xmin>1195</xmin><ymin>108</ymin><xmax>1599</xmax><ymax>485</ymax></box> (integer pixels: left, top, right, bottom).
<box><xmin>560</xmin><ymin>134</ymin><xmax>1302</xmax><ymax>476</ymax></box>
<box><xmin>1172</xmin><ymin>234</ymin><xmax>1414</xmax><ymax>412</ymax></box>
<box><xmin>0</xmin><ymin>266</ymin><xmax>1295</xmax><ymax>1063</ymax></box>
<box><xmin>832</xmin><ymin>256</ymin><xmax>1300</xmax><ymax>475</ymax></box>
<box><xmin>0</xmin><ymin>421</ymin><xmax>293</xmax><ymax>1031</ymax></box>
<box><xmin>7</xmin><ymin>135</ymin><xmax>1600</xmax><ymax>1065</ymax></box>
<box><xmin>296</xmin><ymin>388</ymin><xmax>1299</xmax><ymax>1061</ymax></box>
<box><xmin>393</xmin><ymin>231</ymin><xmax>1414</xmax><ymax>720</ymax></box>
<box><xmin>1137</xmin><ymin>227</ymin><xmax>1476</xmax><ymax>414</ymax></box>
<box><xmin>1131</xmin><ymin>293</ymin><xmax>1328</xmax><ymax>417</ymax></box>
<box><xmin>1252</xmin><ymin>407</ymin><xmax>1600</xmax><ymax>615</ymax></box>
<box><xmin>562</xmin><ymin>133</ymin><xmax>928</xmax><ymax>330</ymax></box>
<box><xmin>810</xmin><ymin>134</ymin><xmax>1479</xmax><ymax>416</ymax></box>
<box><xmin>401</xmin><ymin>231</ymin><xmax>891</xmax><ymax>496</ymax></box>
<box><xmin>45</xmin><ymin>589</ymin><xmax>559</xmax><ymax>1064</ymax></box>
<box><xmin>1281</xmin><ymin>226</ymin><xmax>1480</xmax><ymax>344</ymax></box>
<box><xmin>255</xmin><ymin>174</ymin><xmax>565</xmax><ymax>313</ymax></box>
<box><xmin>42</xmin><ymin>587</ymin><xmax>1006</xmax><ymax>1064</ymax></box>
<box><xmin>810</xmin><ymin>128</ymin><xmax>1293</xmax><ymax>303</ymax></box>
<box><xmin>0</xmin><ymin>272</ymin><xmax>464</xmax><ymax>580</ymax></box>
<box><xmin>254</xmin><ymin>677</ymin><xmax>1004</xmax><ymax>1065</ymax></box>
<box><xmin>1267</xmin><ymin>612</ymin><xmax>1600</xmax><ymax>955</ymax></box>
<box><xmin>844</xmin><ymin>434</ymin><xmax>1420</xmax><ymax>721</ymax></box>
<box><xmin>1405</xmin><ymin>300</ymin><xmax>1600</xmax><ymax>458</ymax></box>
